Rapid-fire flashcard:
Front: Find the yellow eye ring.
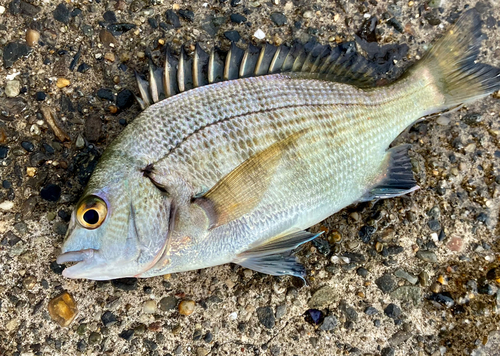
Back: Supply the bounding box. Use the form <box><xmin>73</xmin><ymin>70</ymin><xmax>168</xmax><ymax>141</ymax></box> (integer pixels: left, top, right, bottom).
<box><xmin>76</xmin><ymin>196</ymin><xmax>108</xmax><ymax>229</ymax></box>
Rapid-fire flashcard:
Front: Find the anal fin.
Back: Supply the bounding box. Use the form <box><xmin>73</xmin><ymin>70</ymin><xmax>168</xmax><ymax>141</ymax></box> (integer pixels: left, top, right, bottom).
<box><xmin>360</xmin><ymin>144</ymin><xmax>419</xmax><ymax>202</ymax></box>
<box><xmin>234</xmin><ymin>230</ymin><xmax>321</xmax><ymax>279</ymax></box>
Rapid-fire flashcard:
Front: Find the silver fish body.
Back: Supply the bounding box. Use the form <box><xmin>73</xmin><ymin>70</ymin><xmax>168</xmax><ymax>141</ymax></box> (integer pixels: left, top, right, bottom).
<box><xmin>58</xmin><ymin>10</ymin><xmax>500</xmax><ymax>280</ymax></box>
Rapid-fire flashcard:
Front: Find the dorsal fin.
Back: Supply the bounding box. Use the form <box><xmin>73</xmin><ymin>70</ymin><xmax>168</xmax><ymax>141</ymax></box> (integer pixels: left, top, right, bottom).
<box><xmin>136</xmin><ymin>40</ymin><xmax>402</xmax><ymax>108</ymax></box>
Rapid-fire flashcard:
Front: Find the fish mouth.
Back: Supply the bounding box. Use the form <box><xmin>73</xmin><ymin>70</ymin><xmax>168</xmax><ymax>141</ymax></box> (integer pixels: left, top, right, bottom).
<box><xmin>56</xmin><ymin>249</ymin><xmax>98</xmax><ymax>278</ymax></box>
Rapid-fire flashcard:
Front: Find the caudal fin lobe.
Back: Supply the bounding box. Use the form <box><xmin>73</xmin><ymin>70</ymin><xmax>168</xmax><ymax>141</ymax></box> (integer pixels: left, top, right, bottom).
<box><xmin>415</xmin><ymin>9</ymin><xmax>500</xmax><ymax>109</ymax></box>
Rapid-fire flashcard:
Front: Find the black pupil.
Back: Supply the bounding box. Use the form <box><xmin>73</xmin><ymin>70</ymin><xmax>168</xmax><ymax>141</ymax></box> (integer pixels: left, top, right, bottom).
<box><xmin>83</xmin><ymin>209</ymin><xmax>99</xmax><ymax>225</ymax></box>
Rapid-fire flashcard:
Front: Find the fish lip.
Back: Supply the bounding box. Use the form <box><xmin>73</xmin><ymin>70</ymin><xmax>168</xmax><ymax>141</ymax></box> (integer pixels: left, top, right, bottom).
<box><xmin>56</xmin><ymin>248</ymin><xmax>97</xmax><ymax>264</ymax></box>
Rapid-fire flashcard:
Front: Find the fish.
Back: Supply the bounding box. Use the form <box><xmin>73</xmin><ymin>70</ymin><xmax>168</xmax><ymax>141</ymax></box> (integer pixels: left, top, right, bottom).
<box><xmin>57</xmin><ymin>10</ymin><xmax>500</xmax><ymax>280</ymax></box>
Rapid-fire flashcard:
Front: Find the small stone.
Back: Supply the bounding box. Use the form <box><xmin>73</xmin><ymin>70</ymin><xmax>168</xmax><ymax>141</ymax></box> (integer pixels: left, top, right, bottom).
<box><xmin>21</xmin><ymin>141</ymin><xmax>34</xmax><ymax>152</ymax></box>
<box><xmin>338</xmin><ymin>300</ymin><xmax>358</xmax><ymax>322</ymax></box>
<box><xmin>75</xmin><ymin>135</ymin><xmax>85</xmax><ymax>149</ymax></box>
<box><xmin>303</xmin><ymin>10</ymin><xmax>314</xmax><ymax>18</ymax></box>
<box><xmin>446</xmin><ymin>236</ymin><xmax>463</xmax><ymax>252</ymax></box>
<box><xmin>364</xmin><ymin>306</ymin><xmax>379</xmax><ymax>315</ymax></box>
<box><xmin>103</xmin><ymin>10</ymin><xmax>117</xmax><ymax>23</ymax></box>
<box><xmin>224</xmin><ymin>30</ymin><xmax>240</xmax><ymax>42</ymax></box>
<box><xmin>56</xmin><ymin>78</ymin><xmax>70</xmax><ymax>88</ymax></box>
<box><xmin>416</xmin><ymin>250</ymin><xmax>437</xmax><ymax>263</ymax></box>
<box><xmin>53</xmin><ymin>3</ymin><xmax>70</xmax><ymax>24</ymax></box>
<box><xmin>116</xmin><ymin>89</ymin><xmax>135</xmax><ymax>109</ymax></box>
<box><xmin>48</xmin><ymin>291</ymin><xmax>78</xmax><ymax>327</ymax></box>
<box><xmin>178</xmin><ymin>300</ymin><xmax>195</xmax><ymax>316</ymax></box>
<box><xmin>197</xmin><ymin>347</ymin><xmax>209</xmax><ymax>356</ymax></box>
<box><xmin>319</xmin><ymin>315</ymin><xmax>338</xmax><ymax>331</ymax></box>
<box><xmin>3</xmin><ymin>41</ymin><xmax>32</xmax><ymax>68</ymax></box>
<box><xmin>381</xmin><ymin>347</ymin><xmax>395</xmax><ymax>356</ymax></box>
<box><xmin>22</xmin><ymin>275</ymin><xmax>37</xmax><ymax>290</ymax></box>
<box><xmin>0</xmin><ymin>146</ymin><xmax>8</xmax><ymax>159</ymax></box>
<box><xmin>88</xmin><ymin>332</ymin><xmax>101</xmax><ymax>344</ymax></box>
<box><xmin>230</xmin><ymin>13</ymin><xmax>247</xmax><ymax>24</ymax></box>
<box><xmin>305</xmin><ymin>309</ymin><xmax>324</xmax><ymax>325</ymax></box>
<box><xmin>390</xmin><ymin>286</ymin><xmax>422</xmax><ymax>306</ymax></box>
<box><xmin>112</xmin><ymin>278</ymin><xmax>137</xmax><ymax>290</ymax></box>
<box><xmin>26</xmin><ymin>29</ymin><xmax>40</xmax><ymax>47</ymax></box>
<box><xmin>77</xmin><ymin>63</ymin><xmax>91</xmax><ymax>73</ymax></box>
<box><xmin>270</xmin><ymin>12</ymin><xmax>287</xmax><ymax>26</ymax></box>
<box><xmin>159</xmin><ymin>296</ymin><xmax>177</xmax><ymax>311</ymax></box>
<box><xmin>394</xmin><ymin>269</ymin><xmax>418</xmax><ymax>285</ymax></box>
<box><xmin>308</xmin><ymin>286</ymin><xmax>336</xmax><ymax>308</ymax></box>
<box><xmin>375</xmin><ymin>274</ymin><xmax>396</xmax><ymax>294</ymax></box>
<box><xmin>40</xmin><ymin>184</ymin><xmax>61</xmax><ymax>202</ymax></box>
<box><xmin>388</xmin><ymin>331</ymin><xmax>411</xmax><ymax>346</ymax></box>
<box><xmin>427</xmin><ymin>219</ymin><xmax>441</xmax><ymax>231</ymax></box>
<box><xmin>35</xmin><ymin>91</ymin><xmax>46</xmax><ymax>101</ymax></box>
<box><xmin>118</xmin><ymin>329</ymin><xmax>134</xmax><ymax>341</ymax></box>
<box><xmin>256</xmin><ymin>306</ymin><xmax>275</xmax><ymax>329</ymax></box>
<box><xmin>203</xmin><ymin>332</ymin><xmax>213</xmax><ymax>343</ymax></box>
<box><xmin>356</xmin><ymin>267</ymin><xmax>369</xmax><ymax>277</ymax></box>
<box><xmin>253</xmin><ymin>29</ymin><xmax>265</xmax><ymax>40</ymax></box>
<box><xmin>178</xmin><ymin>9</ymin><xmax>194</xmax><ymax>22</ymax></box>
<box><xmin>104</xmin><ymin>52</ymin><xmax>115</xmax><ymax>62</ymax></box>
<box><xmin>428</xmin><ymin>292</ymin><xmax>454</xmax><ymax>307</ymax></box>
<box><xmin>143</xmin><ymin>300</ymin><xmax>157</xmax><ymax>314</ymax></box>
<box><xmin>5</xmin><ymin>80</ymin><xmax>21</xmax><ymax>97</ymax></box>
<box><xmin>0</xmin><ymin>201</ymin><xmax>14</xmax><ymax>211</ymax></box>
<box><xmin>101</xmin><ymin>311</ymin><xmax>118</xmax><ymax>326</ymax></box>
<box><xmin>99</xmin><ymin>29</ymin><xmax>117</xmax><ymax>47</ymax></box>
<box><xmin>276</xmin><ymin>304</ymin><xmax>287</xmax><ymax>319</ymax></box>
<box><xmin>165</xmin><ymin>9</ymin><xmax>181</xmax><ymax>28</ymax></box>
<box><xmin>384</xmin><ymin>303</ymin><xmax>401</xmax><ymax>319</ymax></box>
<box><xmin>419</xmin><ymin>271</ymin><xmax>430</xmax><ymax>287</ymax></box>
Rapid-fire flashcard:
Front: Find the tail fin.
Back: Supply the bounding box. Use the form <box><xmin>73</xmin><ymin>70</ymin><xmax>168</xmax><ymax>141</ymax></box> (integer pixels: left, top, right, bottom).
<box><xmin>412</xmin><ymin>9</ymin><xmax>500</xmax><ymax>108</ymax></box>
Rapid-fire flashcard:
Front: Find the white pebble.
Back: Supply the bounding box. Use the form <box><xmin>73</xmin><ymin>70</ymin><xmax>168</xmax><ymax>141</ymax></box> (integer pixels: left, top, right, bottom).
<box><xmin>0</xmin><ymin>201</ymin><xmax>14</xmax><ymax>211</ymax></box>
<box><xmin>5</xmin><ymin>80</ymin><xmax>21</xmax><ymax>98</ymax></box>
<box><xmin>0</xmin><ymin>6</ymin><xmax>5</xmax><ymax>14</ymax></box>
<box><xmin>303</xmin><ymin>11</ymin><xmax>314</xmax><ymax>18</ymax></box>
<box><xmin>228</xmin><ymin>312</ymin><xmax>238</xmax><ymax>320</ymax></box>
<box><xmin>143</xmin><ymin>300</ymin><xmax>157</xmax><ymax>314</ymax></box>
<box><xmin>253</xmin><ymin>29</ymin><xmax>266</xmax><ymax>40</ymax></box>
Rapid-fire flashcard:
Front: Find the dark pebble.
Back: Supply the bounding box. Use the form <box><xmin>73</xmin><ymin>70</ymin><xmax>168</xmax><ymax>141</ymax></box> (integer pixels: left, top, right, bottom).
<box><xmin>462</xmin><ymin>113</ymin><xmax>482</xmax><ymax>125</ymax></box>
<box><xmin>2</xmin><ymin>180</ymin><xmax>12</xmax><ymax>189</ymax></box>
<box><xmin>119</xmin><ymin>118</ymin><xmax>127</xmax><ymax>126</ymax></box>
<box><xmin>3</xmin><ymin>41</ymin><xmax>32</xmax><ymax>68</ymax></box>
<box><xmin>103</xmin><ymin>10</ymin><xmax>117</xmax><ymax>23</ymax></box>
<box><xmin>54</xmin><ymin>222</ymin><xmax>68</xmax><ymax>236</ymax></box>
<box><xmin>415</xmin><ymin>250</ymin><xmax>437</xmax><ymax>263</ymax></box>
<box><xmin>112</xmin><ymin>278</ymin><xmax>137</xmax><ymax>290</ymax></box>
<box><xmin>424</xmin><ymin>11</ymin><xmax>441</xmax><ymax>26</ymax></box>
<box><xmin>178</xmin><ymin>9</ymin><xmax>194</xmax><ymax>22</ymax></box>
<box><xmin>237</xmin><ymin>321</ymin><xmax>246</xmax><ymax>332</ymax></box>
<box><xmin>428</xmin><ymin>292</ymin><xmax>454</xmax><ymax>308</ymax></box>
<box><xmin>53</xmin><ymin>3</ymin><xmax>70</xmax><ymax>24</ymax></box>
<box><xmin>270</xmin><ymin>12</ymin><xmax>287</xmax><ymax>26</ymax></box>
<box><xmin>58</xmin><ymin>209</ymin><xmax>71</xmax><ymax>222</ymax></box>
<box><xmin>476</xmin><ymin>212</ymin><xmax>488</xmax><ymax>224</ymax></box>
<box><xmin>165</xmin><ymin>10</ymin><xmax>181</xmax><ymax>28</ymax></box>
<box><xmin>35</xmin><ymin>91</ymin><xmax>46</xmax><ymax>101</ymax></box>
<box><xmin>364</xmin><ymin>306</ymin><xmax>379</xmax><ymax>315</ymax></box>
<box><xmin>381</xmin><ymin>347</ymin><xmax>395</xmax><ymax>356</ymax></box>
<box><xmin>478</xmin><ymin>283</ymin><xmax>496</xmax><ymax>295</ymax></box>
<box><xmin>101</xmin><ymin>311</ymin><xmax>118</xmax><ymax>327</ymax></box>
<box><xmin>374</xmin><ymin>319</ymin><xmax>381</xmax><ymax>327</ymax></box>
<box><xmin>304</xmin><ymin>309</ymin><xmax>324</xmax><ymax>325</ymax></box>
<box><xmin>76</xmin><ymin>339</ymin><xmax>87</xmax><ymax>352</ymax></box>
<box><xmin>69</xmin><ymin>50</ymin><xmax>81</xmax><ymax>71</ymax></box>
<box><xmin>77</xmin><ymin>63</ymin><xmax>91</xmax><ymax>73</ymax></box>
<box><xmin>343</xmin><ymin>252</ymin><xmax>365</xmax><ymax>264</ymax></box>
<box><xmin>312</xmin><ymin>238</ymin><xmax>330</xmax><ymax>256</ymax></box>
<box><xmin>60</xmin><ymin>95</ymin><xmax>75</xmax><ymax>113</ymax></box>
<box><xmin>71</xmin><ymin>8</ymin><xmax>82</xmax><ymax>17</ymax></box>
<box><xmin>40</xmin><ymin>184</ymin><xmax>61</xmax><ymax>202</ymax></box>
<box><xmin>385</xmin><ymin>245</ymin><xmax>404</xmax><ymax>255</ymax></box>
<box><xmin>257</xmin><ymin>306</ymin><xmax>275</xmax><ymax>329</ymax></box>
<box><xmin>203</xmin><ymin>332</ymin><xmax>213</xmax><ymax>343</ymax></box>
<box><xmin>116</xmin><ymin>89</ymin><xmax>135</xmax><ymax>109</ymax></box>
<box><xmin>143</xmin><ymin>339</ymin><xmax>157</xmax><ymax>351</ymax></box>
<box><xmin>358</xmin><ymin>225</ymin><xmax>375</xmax><ymax>243</ymax></box>
<box><xmin>230</xmin><ymin>13</ymin><xmax>247</xmax><ymax>24</ymax></box>
<box><xmin>97</xmin><ymin>88</ymin><xmax>115</xmax><ymax>101</ymax></box>
<box><xmin>384</xmin><ymin>303</ymin><xmax>401</xmax><ymax>319</ymax></box>
<box><xmin>375</xmin><ymin>274</ymin><xmax>396</xmax><ymax>294</ymax></box>
<box><xmin>159</xmin><ymin>296</ymin><xmax>177</xmax><ymax>311</ymax></box>
<box><xmin>21</xmin><ymin>141</ymin><xmax>34</xmax><ymax>152</ymax></box>
<box><xmin>427</xmin><ymin>219</ymin><xmax>441</xmax><ymax>231</ymax></box>
<box><xmin>486</xmin><ymin>267</ymin><xmax>499</xmax><ymax>280</ymax></box>
<box><xmin>356</xmin><ymin>267</ymin><xmax>369</xmax><ymax>277</ymax></box>
<box><xmin>107</xmin><ymin>23</ymin><xmax>136</xmax><ymax>36</ymax></box>
<box><xmin>387</xmin><ymin>17</ymin><xmax>403</xmax><ymax>32</ymax></box>
<box><xmin>339</xmin><ymin>300</ymin><xmax>358</xmax><ymax>322</ymax></box>
<box><xmin>224</xmin><ymin>30</ymin><xmax>241</xmax><ymax>42</ymax></box>
<box><xmin>319</xmin><ymin>315</ymin><xmax>338</xmax><ymax>331</ymax></box>
<box><xmin>119</xmin><ymin>329</ymin><xmax>134</xmax><ymax>341</ymax></box>
<box><xmin>148</xmin><ymin>17</ymin><xmax>158</xmax><ymax>29</ymax></box>
<box><xmin>496</xmin><ymin>175</ymin><xmax>500</xmax><ymax>185</ymax></box>
<box><xmin>49</xmin><ymin>261</ymin><xmax>66</xmax><ymax>274</ymax></box>
<box><xmin>231</xmin><ymin>0</ymin><xmax>242</xmax><ymax>6</ymax></box>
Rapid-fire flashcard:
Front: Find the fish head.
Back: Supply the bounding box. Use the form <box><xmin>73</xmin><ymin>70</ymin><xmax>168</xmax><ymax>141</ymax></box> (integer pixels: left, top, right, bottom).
<box><xmin>57</xmin><ymin>162</ymin><xmax>178</xmax><ymax>280</ymax></box>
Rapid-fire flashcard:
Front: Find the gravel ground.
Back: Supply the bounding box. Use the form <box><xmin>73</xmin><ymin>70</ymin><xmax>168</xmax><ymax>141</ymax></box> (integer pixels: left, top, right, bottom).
<box><xmin>1</xmin><ymin>0</ymin><xmax>500</xmax><ymax>355</ymax></box>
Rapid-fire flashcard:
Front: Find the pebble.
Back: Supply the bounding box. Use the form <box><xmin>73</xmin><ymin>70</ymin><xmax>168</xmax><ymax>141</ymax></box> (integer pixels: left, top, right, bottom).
<box><xmin>56</xmin><ymin>78</ymin><xmax>70</xmax><ymax>88</ymax></box>
<box><xmin>303</xmin><ymin>10</ymin><xmax>314</xmax><ymax>18</ymax></box>
<box><xmin>143</xmin><ymin>300</ymin><xmax>157</xmax><ymax>314</ymax></box>
<box><xmin>384</xmin><ymin>303</ymin><xmax>401</xmax><ymax>319</ymax></box>
<box><xmin>416</xmin><ymin>250</ymin><xmax>437</xmax><ymax>263</ymax></box>
<box><xmin>26</xmin><ymin>29</ymin><xmax>40</xmax><ymax>47</ymax></box>
<box><xmin>165</xmin><ymin>10</ymin><xmax>181</xmax><ymax>28</ymax></box>
<box><xmin>118</xmin><ymin>329</ymin><xmax>134</xmax><ymax>341</ymax></box>
<box><xmin>0</xmin><ymin>5</ymin><xmax>4</xmax><ymax>14</ymax></box>
<box><xmin>116</xmin><ymin>89</ymin><xmax>135</xmax><ymax>109</ymax></box>
<box><xmin>75</xmin><ymin>135</ymin><xmax>85</xmax><ymax>149</ymax></box>
<box><xmin>381</xmin><ymin>347</ymin><xmax>395</xmax><ymax>356</ymax></box>
<box><xmin>21</xmin><ymin>141</ymin><xmax>34</xmax><ymax>152</ymax></box>
<box><xmin>178</xmin><ymin>300</ymin><xmax>195</xmax><ymax>316</ymax></box>
<box><xmin>103</xmin><ymin>10</ymin><xmax>117</xmax><ymax>23</ymax></box>
<box><xmin>88</xmin><ymin>331</ymin><xmax>101</xmax><ymax>344</ymax></box>
<box><xmin>48</xmin><ymin>291</ymin><xmax>78</xmax><ymax>327</ymax></box>
<box><xmin>0</xmin><ymin>146</ymin><xmax>8</xmax><ymax>159</ymax></box>
<box><xmin>305</xmin><ymin>308</ymin><xmax>324</xmax><ymax>325</ymax></box>
<box><xmin>3</xmin><ymin>41</ymin><xmax>32</xmax><ymax>68</ymax></box>
<box><xmin>427</xmin><ymin>219</ymin><xmax>441</xmax><ymax>231</ymax></box>
<box><xmin>230</xmin><ymin>13</ymin><xmax>247</xmax><ymax>24</ymax></box>
<box><xmin>308</xmin><ymin>286</ymin><xmax>336</xmax><ymax>308</ymax></box>
<box><xmin>0</xmin><ymin>201</ymin><xmax>14</xmax><ymax>211</ymax></box>
<box><xmin>390</xmin><ymin>286</ymin><xmax>422</xmax><ymax>306</ymax></box>
<box><xmin>99</xmin><ymin>29</ymin><xmax>117</xmax><ymax>47</ymax></box>
<box><xmin>197</xmin><ymin>347</ymin><xmax>209</xmax><ymax>356</ymax></box>
<box><xmin>253</xmin><ymin>29</ymin><xmax>266</xmax><ymax>40</ymax></box>
<box><xmin>270</xmin><ymin>12</ymin><xmax>287</xmax><ymax>26</ymax></box>
<box><xmin>319</xmin><ymin>315</ymin><xmax>338</xmax><ymax>331</ymax></box>
<box><xmin>256</xmin><ymin>306</ymin><xmax>275</xmax><ymax>329</ymax></box>
<box><xmin>375</xmin><ymin>274</ymin><xmax>397</xmax><ymax>294</ymax></box>
<box><xmin>356</xmin><ymin>267</ymin><xmax>369</xmax><ymax>277</ymax></box>
<box><xmin>5</xmin><ymin>80</ymin><xmax>21</xmax><ymax>97</ymax></box>
<box><xmin>364</xmin><ymin>306</ymin><xmax>379</xmax><ymax>315</ymax></box>
<box><xmin>339</xmin><ymin>300</ymin><xmax>358</xmax><ymax>322</ymax></box>
<box><xmin>111</xmin><ymin>278</ymin><xmax>138</xmax><ymax>290</ymax></box>
<box><xmin>101</xmin><ymin>311</ymin><xmax>118</xmax><ymax>326</ymax></box>
<box><xmin>178</xmin><ymin>9</ymin><xmax>194</xmax><ymax>22</ymax></box>
<box><xmin>53</xmin><ymin>3</ymin><xmax>70</xmax><ymax>24</ymax></box>
<box><xmin>35</xmin><ymin>91</ymin><xmax>46</xmax><ymax>101</ymax></box>
<box><xmin>394</xmin><ymin>269</ymin><xmax>418</xmax><ymax>285</ymax></box>
<box><xmin>22</xmin><ymin>275</ymin><xmax>37</xmax><ymax>290</ymax></box>
<box><xmin>428</xmin><ymin>293</ymin><xmax>454</xmax><ymax>307</ymax></box>
<box><xmin>419</xmin><ymin>271</ymin><xmax>430</xmax><ymax>287</ymax></box>
<box><xmin>276</xmin><ymin>304</ymin><xmax>286</xmax><ymax>319</ymax></box>
<box><xmin>224</xmin><ymin>30</ymin><xmax>241</xmax><ymax>42</ymax></box>
<box><xmin>40</xmin><ymin>184</ymin><xmax>61</xmax><ymax>202</ymax></box>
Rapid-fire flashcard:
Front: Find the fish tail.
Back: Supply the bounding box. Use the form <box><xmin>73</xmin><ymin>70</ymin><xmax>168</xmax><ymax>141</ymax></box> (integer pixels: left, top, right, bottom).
<box><xmin>412</xmin><ymin>9</ymin><xmax>500</xmax><ymax>110</ymax></box>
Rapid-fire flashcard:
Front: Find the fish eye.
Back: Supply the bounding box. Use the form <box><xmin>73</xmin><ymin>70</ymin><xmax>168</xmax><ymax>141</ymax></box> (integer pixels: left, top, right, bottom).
<box><xmin>76</xmin><ymin>195</ymin><xmax>107</xmax><ymax>229</ymax></box>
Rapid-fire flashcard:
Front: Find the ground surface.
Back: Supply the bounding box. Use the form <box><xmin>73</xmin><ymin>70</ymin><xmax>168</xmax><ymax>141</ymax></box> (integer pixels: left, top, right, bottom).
<box><xmin>1</xmin><ymin>0</ymin><xmax>500</xmax><ymax>355</ymax></box>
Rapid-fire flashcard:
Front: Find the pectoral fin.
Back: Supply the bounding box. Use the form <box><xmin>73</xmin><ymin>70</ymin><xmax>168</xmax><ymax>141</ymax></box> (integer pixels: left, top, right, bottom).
<box><xmin>234</xmin><ymin>230</ymin><xmax>321</xmax><ymax>279</ymax></box>
<box><xmin>195</xmin><ymin>130</ymin><xmax>306</xmax><ymax>228</ymax></box>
